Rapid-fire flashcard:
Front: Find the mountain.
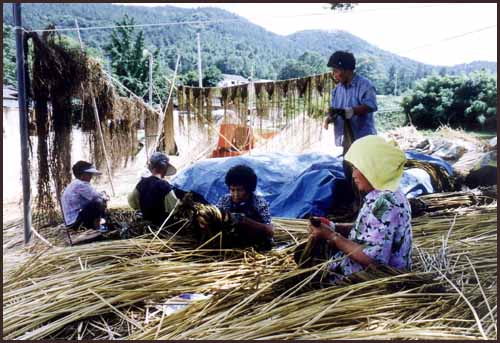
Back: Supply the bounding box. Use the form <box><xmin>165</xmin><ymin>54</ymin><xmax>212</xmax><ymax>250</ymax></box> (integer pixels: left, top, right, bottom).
<box><xmin>442</xmin><ymin>61</ymin><xmax>497</xmax><ymax>75</ymax></box>
<box><xmin>3</xmin><ymin>3</ymin><xmax>496</xmax><ymax>93</ymax></box>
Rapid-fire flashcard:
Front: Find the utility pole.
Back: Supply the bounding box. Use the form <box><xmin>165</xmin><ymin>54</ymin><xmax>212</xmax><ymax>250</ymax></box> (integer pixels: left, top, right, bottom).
<box><xmin>197</xmin><ymin>31</ymin><xmax>202</xmax><ymax>87</ymax></box>
<box><xmin>75</xmin><ymin>19</ymin><xmax>85</xmax><ymax>123</ymax></box>
<box><xmin>13</xmin><ymin>3</ymin><xmax>32</xmax><ymax>244</ymax></box>
<box><xmin>394</xmin><ymin>69</ymin><xmax>398</xmax><ymax>96</ymax></box>
<box><xmin>148</xmin><ymin>53</ymin><xmax>153</xmax><ymax>106</ymax></box>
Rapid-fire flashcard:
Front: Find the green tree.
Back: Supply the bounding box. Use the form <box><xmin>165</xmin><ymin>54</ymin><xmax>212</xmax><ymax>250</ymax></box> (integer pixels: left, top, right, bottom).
<box><xmin>3</xmin><ymin>24</ymin><xmax>17</xmax><ymax>86</ymax></box>
<box><xmin>384</xmin><ymin>64</ymin><xmax>397</xmax><ymax>95</ymax></box>
<box><xmin>401</xmin><ymin>72</ymin><xmax>497</xmax><ymax>131</ymax></box>
<box><xmin>104</xmin><ymin>15</ymin><xmax>150</xmax><ymax>100</ymax></box>
<box><xmin>298</xmin><ymin>51</ymin><xmax>328</xmax><ymax>74</ymax></box>
<box><xmin>181</xmin><ymin>70</ymin><xmax>201</xmax><ymax>87</ymax></box>
<box><xmin>216</xmin><ymin>55</ymin><xmax>245</xmax><ymax>75</ymax></box>
<box><xmin>356</xmin><ymin>55</ymin><xmax>386</xmax><ymax>92</ymax></box>
<box><xmin>277</xmin><ymin>59</ymin><xmax>313</xmax><ymax>80</ymax></box>
<box><xmin>202</xmin><ymin>65</ymin><xmax>223</xmax><ymax>87</ymax></box>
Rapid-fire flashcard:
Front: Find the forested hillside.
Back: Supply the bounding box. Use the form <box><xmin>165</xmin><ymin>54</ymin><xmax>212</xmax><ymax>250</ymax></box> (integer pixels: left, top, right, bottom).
<box><xmin>3</xmin><ymin>3</ymin><xmax>496</xmax><ymax>93</ymax></box>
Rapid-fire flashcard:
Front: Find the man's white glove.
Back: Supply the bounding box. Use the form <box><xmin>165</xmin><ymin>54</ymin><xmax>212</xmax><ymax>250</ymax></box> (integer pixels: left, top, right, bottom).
<box><xmin>344</xmin><ymin>107</ymin><xmax>354</xmax><ymax>120</ymax></box>
<box><xmin>331</xmin><ymin>107</ymin><xmax>354</xmax><ymax>120</ymax></box>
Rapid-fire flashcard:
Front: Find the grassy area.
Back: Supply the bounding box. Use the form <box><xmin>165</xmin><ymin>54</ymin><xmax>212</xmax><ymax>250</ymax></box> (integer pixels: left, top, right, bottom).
<box><xmin>463</xmin><ymin>131</ymin><xmax>496</xmax><ymax>140</ymax></box>
<box><xmin>375</xmin><ymin>95</ymin><xmax>407</xmax><ymax>132</ymax></box>
<box><xmin>374</xmin><ymin>95</ymin><xmax>497</xmax><ymax>140</ymax></box>
<box><xmin>419</xmin><ymin>129</ymin><xmax>496</xmax><ymax>140</ymax></box>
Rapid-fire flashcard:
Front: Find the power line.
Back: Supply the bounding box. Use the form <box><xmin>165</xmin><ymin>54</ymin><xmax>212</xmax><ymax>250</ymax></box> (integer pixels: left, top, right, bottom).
<box><xmin>25</xmin><ymin>3</ymin><xmax>459</xmax><ymax>33</ymax></box>
<box><xmin>27</xmin><ymin>17</ymin><xmax>242</xmax><ymax>33</ymax></box>
<box><xmin>344</xmin><ymin>3</ymin><xmax>460</xmax><ymax>14</ymax></box>
<box><xmin>402</xmin><ymin>24</ymin><xmax>497</xmax><ymax>53</ymax></box>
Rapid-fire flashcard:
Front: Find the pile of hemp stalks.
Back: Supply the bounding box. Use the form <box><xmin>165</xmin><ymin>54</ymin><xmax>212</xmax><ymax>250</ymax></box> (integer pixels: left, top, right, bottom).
<box><xmin>2</xmin><ymin>186</ymin><xmax>497</xmax><ymax>340</ymax></box>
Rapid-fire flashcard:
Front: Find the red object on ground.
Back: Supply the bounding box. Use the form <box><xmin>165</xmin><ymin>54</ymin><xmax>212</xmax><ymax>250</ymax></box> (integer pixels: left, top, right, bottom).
<box><xmin>211</xmin><ymin>124</ymin><xmax>255</xmax><ymax>158</ymax></box>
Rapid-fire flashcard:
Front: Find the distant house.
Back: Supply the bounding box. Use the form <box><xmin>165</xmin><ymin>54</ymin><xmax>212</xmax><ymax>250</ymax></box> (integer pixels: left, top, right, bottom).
<box><xmin>217</xmin><ymin>74</ymin><xmax>249</xmax><ymax>88</ymax></box>
<box><xmin>253</xmin><ymin>79</ymin><xmax>273</xmax><ymax>84</ymax></box>
<box><xmin>3</xmin><ymin>86</ymin><xmax>18</xmax><ymax>109</ymax></box>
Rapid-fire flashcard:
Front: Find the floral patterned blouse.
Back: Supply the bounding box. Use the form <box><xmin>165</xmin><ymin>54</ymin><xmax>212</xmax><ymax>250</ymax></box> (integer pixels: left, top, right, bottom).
<box><xmin>329</xmin><ymin>189</ymin><xmax>413</xmax><ymax>281</ymax></box>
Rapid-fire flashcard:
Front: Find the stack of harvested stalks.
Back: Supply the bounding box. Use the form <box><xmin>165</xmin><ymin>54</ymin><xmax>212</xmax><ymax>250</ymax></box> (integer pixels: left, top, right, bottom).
<box><xmin>3</xmin><ymin>191</ymin><xmax>497</xmax><ymax>339</ymax></box>
<box><xmin>3</xmin><ymin>244</ymin><xmax>294</xmax><ymax>340</ymax></box>
<box><xmin>409</xmin><ymin>185</ymin><xmax>496</xmax><ymax>215</ymax></box>
<box><xmin>129</xmin><ymin>205</ymin><xmax>497</xmax><ymax>340</ymax></box>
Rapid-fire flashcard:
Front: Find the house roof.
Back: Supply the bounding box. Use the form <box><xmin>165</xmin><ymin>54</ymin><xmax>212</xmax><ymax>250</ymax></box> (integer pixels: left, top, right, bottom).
<box><xmin>221</xmin><ymin>74</ymin><xmax>249</xmax><ymax>82</ymax></box>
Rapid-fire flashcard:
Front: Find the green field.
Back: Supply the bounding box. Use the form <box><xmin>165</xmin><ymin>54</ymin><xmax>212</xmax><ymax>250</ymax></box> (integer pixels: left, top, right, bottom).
<box><xmin>375</xmin><ymin>95</ymin><xmax>407</xmax><ymax>132</ymax></box>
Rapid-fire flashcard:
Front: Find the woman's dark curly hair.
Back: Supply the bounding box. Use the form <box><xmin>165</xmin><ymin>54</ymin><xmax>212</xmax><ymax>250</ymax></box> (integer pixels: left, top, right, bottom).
<box><xmin>225</xmin><ymin>164</ymin><xmax>257</xmax><ymax>193</ymax></box>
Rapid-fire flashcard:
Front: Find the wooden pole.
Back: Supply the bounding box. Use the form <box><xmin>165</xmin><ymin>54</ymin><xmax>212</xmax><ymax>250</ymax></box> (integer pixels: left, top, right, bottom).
<box><xmin>197</xmin><ymin>32</ymin><xmax>202</xmax><ymax>88</ymax></box>
<box><xmin>149</xmin><ymin>53</ymin><xmax>153</xmax><ymax>106</ymax></box>
<box><xmin>151</xmin><ymin>54</ymin><xmax>180</xmax><ymax>156</ymax></box>
<box><xmin>75</xmin><ymin>18</ymin><xmax>115</xmax><ymax>196</ymax></box>
<box><xmin>13</xmin><ymin>3</ymin><xmax>32</xmax><ymax>244</ymax></box>
<box><xmin>74</xmin><ymin>19</ymin><xmax>86</xmax><ymax>123</ymax></box>
<box><xmin>163</xmin><ymin>99</ymin><xmax>176</xmax><ymax>155</ymax></box>
<box><xmin>91</xmin><ymin>97</ymin><xmax>116</xmax><ymax>196</ymax></box>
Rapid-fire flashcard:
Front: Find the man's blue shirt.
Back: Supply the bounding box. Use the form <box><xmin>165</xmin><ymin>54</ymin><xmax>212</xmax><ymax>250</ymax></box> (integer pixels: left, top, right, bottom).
<box><xmin>331</xmin><ymin>74</ymin><xmax>378</xmax><ymax>147</ymax></box>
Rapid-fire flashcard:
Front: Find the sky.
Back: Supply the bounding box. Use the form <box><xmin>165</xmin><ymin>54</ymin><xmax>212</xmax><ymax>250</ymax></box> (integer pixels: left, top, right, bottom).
<box><xmin>119</xmin><ymin>3</ymin><xmax>497</xmax><ymax>66</ymax></box>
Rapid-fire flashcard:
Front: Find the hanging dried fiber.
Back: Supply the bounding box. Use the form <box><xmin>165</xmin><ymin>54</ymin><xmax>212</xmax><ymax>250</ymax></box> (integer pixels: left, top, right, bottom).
<box><xmin>238</xmin><ymin>84</ymin><xmax>249</xmax><ymax>125</ymax></box>
<box><xmin>177</xmin><ymin>86</ymin><xmax>186</xmax><ymax>135</ymax></box>
<box><xmin>26</xmin><ymin>27</ymin><xmax>159</xmax><ymax>226</ymax></box>
<box><xmin>221</xmin><ymin>87</ymin><xmax>229</xmax><ymax>120</ymax></box>
<box><xmin>30</xmin><ymin>34</ymin><xmax>58</xmax><ymax>224</ymax></box>
<box><xmin>26</xmin><ymin>29</ymin><xmax>89</xmax><ymax>224</ymax></box>
<box><xmin>204</xmin><ymin>87</ymin><xmax>213</xmax><ymax>141</ymax></box>
<box><xmin>162</xmin><ymin>99</ymin><xmax>177</xmax><ymax>155</ymax></box>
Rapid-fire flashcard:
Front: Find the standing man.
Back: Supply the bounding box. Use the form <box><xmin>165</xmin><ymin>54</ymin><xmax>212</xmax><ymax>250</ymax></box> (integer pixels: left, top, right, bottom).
<box><xmin>323</xmin><ymin>51</ymin><xmax>378</xmax><ymax>210</ymax></box>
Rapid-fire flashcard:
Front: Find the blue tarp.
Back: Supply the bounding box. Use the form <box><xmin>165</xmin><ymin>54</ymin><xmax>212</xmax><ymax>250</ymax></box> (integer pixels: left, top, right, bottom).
<box><xmin>406</xmin><ymin>150</ymin><xmax>454</xmax><ymax>175</ymax></box>
<box><xmin>172</xmin><ymin>152</ymin><xmax>452</xmax><ymax>219</ymax></box>
<box><xmin>172</xmin><ymin>152</ymin><xmax>345</xmax><ymax>219</ymax></box>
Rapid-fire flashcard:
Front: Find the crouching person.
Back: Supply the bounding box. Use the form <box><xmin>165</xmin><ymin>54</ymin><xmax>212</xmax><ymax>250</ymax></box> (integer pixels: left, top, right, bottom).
<box><xmin>296</xmin><ymin>135</ymin><xmax>413</xmax><ymax>284</ymax></box>
<box><xmin>128</xmin><ymin>152</ymin><xmax>179</xmax><ymax>226</ymax></box>
<box><xmin>216</xmin><ymin>164</ymin><xmax>274</xmax><ymax>250</ymax></box>
<box><xmin>61</xmin><ymin>161</ymin><xmax>109</xmax><ymax>232</ymax></box>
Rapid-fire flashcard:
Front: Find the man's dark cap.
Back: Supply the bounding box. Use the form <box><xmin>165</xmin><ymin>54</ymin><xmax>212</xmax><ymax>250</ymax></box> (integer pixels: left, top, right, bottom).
<box><xmin>149</xmin><ymin>152</ymin><xmax>177</xmax><ymax>176</ymax></box>
<box><xmin>72</xmin><ymin>161</ymin><xmax>102</xmax><ymax>178</ymax></box>
<box><xmin>327</xmin><ymin>51</ymin><xmax>356</xmax><ymax>70</ymax></box>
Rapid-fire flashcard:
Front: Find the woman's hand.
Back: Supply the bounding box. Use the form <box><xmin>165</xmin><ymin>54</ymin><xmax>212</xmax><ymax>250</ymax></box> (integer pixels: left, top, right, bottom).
<box><xmin>309</xmin><ymin>222</ymin><xmax>336</xmax><ymax>241</ymax></box>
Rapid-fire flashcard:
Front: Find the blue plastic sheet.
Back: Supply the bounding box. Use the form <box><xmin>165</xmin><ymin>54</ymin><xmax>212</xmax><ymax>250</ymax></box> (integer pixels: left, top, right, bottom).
<box><xmin>405</xmin><ymin>150</ymin><xmax>454</xmax><ymax>175</ymax></box>
<box><xmin>400</xmin><ymin>168</ymin><xmax>434</xmax><ymax>198</ymax></box>
<box><xmin>172</xmin><ymin>152</ymin><xmax>344</xmax><ymax>219</ymax></box>
<box><xmin>172</xmin><ymin>152</ymin><xmax>450</xmax><ymax>219</ymax></box>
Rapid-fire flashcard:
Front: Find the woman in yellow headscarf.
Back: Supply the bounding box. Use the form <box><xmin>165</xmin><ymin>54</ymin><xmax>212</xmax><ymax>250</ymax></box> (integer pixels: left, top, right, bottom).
<box><xmin>304</xmin><ymin>135</ymin><xmax>413</xmax><ymax>282</ymax></box>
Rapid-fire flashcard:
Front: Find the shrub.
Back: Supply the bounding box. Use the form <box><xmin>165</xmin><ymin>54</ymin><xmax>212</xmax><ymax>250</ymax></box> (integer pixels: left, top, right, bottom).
<box><xmin>401</xmin><ymin>71</ymin><xmax>497</xmax><ymax>131</ymax></box>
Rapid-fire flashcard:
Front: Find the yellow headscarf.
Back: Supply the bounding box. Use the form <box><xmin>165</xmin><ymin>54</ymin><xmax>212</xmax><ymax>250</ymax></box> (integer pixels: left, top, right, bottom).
<box><xmin>345</xmin><ymin>135</ymin><xmax>406</xmax><ymax>192</ymax></box>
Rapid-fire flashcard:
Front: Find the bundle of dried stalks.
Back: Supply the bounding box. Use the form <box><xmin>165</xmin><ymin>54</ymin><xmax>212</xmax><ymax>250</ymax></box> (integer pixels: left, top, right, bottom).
<box><xmin>3</xmin><ymin>245</ymin><xmax>293</xmax><ymax>340</ymax></box>
<box><xmin>3</xmin><ymin>196</ymin><xmax>496</xmax><ymax>340</ymax></box>
<box><xmin>410</xmin><ymin>186</ymin><xmax>497</xmax><ymax>215</ymax></box>
<box><xmin>129</xmin><ymin>205</ymin><xmax>497</xmax><ymax>340</ymax></box>
<box><xmin>405</xmin><ymin>158</ymin><xmax>456</xmax><ymax>193</ymax></box>
<box><xmin>436</xmin><ymin>125</ymin><xmax>487</xmax><ymax>150</ymax></box>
